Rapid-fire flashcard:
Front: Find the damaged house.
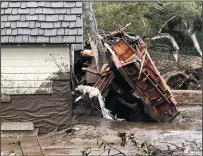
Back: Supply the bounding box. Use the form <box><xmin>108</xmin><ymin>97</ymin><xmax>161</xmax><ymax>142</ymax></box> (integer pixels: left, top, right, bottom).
<box><xmin>1</xmin><ymin>1</ymin><xmax>83</xmax><ymax>133</ymax></box>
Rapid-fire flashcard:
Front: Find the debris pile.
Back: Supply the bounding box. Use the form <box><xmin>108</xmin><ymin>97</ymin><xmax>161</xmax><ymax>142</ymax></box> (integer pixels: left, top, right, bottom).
<box><xmin>73</xmin><ymin>24</ymin><xmax>180</xmax><ymax>123</ymax></box>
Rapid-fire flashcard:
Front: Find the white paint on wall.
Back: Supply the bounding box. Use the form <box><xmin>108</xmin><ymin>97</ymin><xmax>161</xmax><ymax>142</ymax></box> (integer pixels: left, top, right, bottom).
<box><xmin>1</xmin><ymin>46</ymin><xmax>70</xmax><ymax>95</ymax></box>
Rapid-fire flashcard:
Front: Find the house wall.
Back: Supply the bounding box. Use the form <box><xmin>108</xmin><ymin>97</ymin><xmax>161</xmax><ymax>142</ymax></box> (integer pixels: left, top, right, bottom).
<box><xmin>1</xmin><ymin>46</ymin><xmax>70</xmax><ymax>95</ymax></box>
<box><xmin>1</xmin><ymin>45</ymin><xmax>73</xmax><ymax>134</ymax></box>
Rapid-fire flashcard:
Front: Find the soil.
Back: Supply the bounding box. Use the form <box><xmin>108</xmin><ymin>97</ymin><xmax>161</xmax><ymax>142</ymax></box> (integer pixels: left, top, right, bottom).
<box><xmin>1</xmin><ymin>105</ymin><xmax>202</xmax><ymax>156</ymax></box>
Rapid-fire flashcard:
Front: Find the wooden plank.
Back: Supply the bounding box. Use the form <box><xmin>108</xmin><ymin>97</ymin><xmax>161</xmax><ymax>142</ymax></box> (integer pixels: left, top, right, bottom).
<box><xmin>2</xmin><ymin>59</ymin><xmax>70</xmax><ymax>67</ymax></box>
<box><xmin>1</xmin><ymin>80</ymin><xmax>52</xmax><ymax>88</ymax></box>
<box><xmin>1</xmin><ymin>66</ymin><xmax>70</xmax><ymax>73</ymax></box>
<box><xmin>1</xmin><ymin>73</ymin><xmax>57</xmax><ymax>81</ymax></box>
<box><xmin>1</xmin><ymin>47</ymin><xmax>70</xmax><ymax>59</ymax></box>
<box><xmin>171</xmin><ymin>90</ymin><xmax>202</xmax><ymax>105</ymax></box>
<box><xmin>1</xmin><ymin>87</ymin><xmax>53</xmax><ymax>95</ymax></box>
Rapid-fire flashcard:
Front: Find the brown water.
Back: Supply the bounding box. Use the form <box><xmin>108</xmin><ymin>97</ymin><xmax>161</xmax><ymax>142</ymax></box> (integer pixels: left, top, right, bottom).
<box><xmin>1</xmin><ymin>105</ymin><xmax>202</xmax><ymax>156</ymax></box>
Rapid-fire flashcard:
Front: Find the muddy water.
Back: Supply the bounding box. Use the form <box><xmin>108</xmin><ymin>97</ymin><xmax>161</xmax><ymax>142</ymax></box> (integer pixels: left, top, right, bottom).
<box><xmin>1</xmin><ymin>105</ymin><xmax>202</xmax><ymax>156</ymax></box>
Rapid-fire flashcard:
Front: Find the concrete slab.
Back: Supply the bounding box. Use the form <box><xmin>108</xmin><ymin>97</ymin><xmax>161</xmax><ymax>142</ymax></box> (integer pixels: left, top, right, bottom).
<box><xmin>1</xmin><ymin>122</ymin><xmax>34</xmax><ymax>131</ymax></box>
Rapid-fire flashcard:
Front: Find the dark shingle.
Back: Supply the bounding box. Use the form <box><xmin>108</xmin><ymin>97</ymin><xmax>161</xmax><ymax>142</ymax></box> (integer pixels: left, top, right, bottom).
<box><xmin>30</xmin><ymin>8</ymin><xmax>36</xmax><ymax>15</ymax></box>
<box><xmin>11</xmin><ymin>8</ymin><xmax>18</xmax><ymax>14</ymax></box>
<box><xmin>1</xmin><ymin>29</ymin><xmax>6</xmax><ymax>35</ymax></box>
<box><xmin>12</xmin><ymin>29</ymin><xmax>18</xmax><ymax>35</ymax></box>
<box><xmin>20</xmin><ymin>15</ymin><xmax>26</xmax><ymax>21</ymax></box>
<box><xmin>9</xmin><ymin>2</ymin><xmax>21</xmax><ymax>8</ymax></box>
<box><xmin>1</xmin><ymin>22</ymin><xmax>5</xmax><ymax>28</ymax></box>
<box><xmin>16</xmin><ymin>21</ymin><xmax>27</xmax><ymax>27</ymax></box>
<box><xmin>2</xmin><ymin>1</ymin><xmax>83</xmax><ymax>44</ymax></box>
<box><xmin>16</xmin><ymin>21</ymin><xmax>22</xmax><ymax>27</ymax></box>
<box><xmin>23</xmin><ymin>35</ymin><xmax>29</xmax><ymax>42</ymax></box>
<box><xmin>41</xmin><ymin>22</ymin><xmax>54</xmax><ymax>28</ymax></box>
<box><xmin>76</xmin><ymin>16</ymin><xmax>82</xmax><ymax>27</ymax></box>
<box><xmin>50</xmin><ymin>36</ymin><xmax>63</xmax><ymax>43</ymax></box>
<box><xmin>17</xmin><ymin>21</ymin><xmax>29</xmax><ymax>28</ymax></box>
<box><xmin>71</xmin><ymin>8</ymin><xmax>82</xmax><ymax>14</ymax></box>
<box><xmin>4</xmin><ymin>8</ymin><xmax>12</xmax><ymax>14</ymax></box>
<box><xmin>67</xmin><ymin>28</ymin><xmax>77</xmax><ymax>35</ymax></box>
<box><xmin>39</xmin><ymin>15</ymin><xmax>46</xmax><ymax>21</ymax></box>
<box><xmin>5</xmin><ymin>22</ymin><xmax>11</xmax><ymax>28</ymax></box>
<box><xmin>64</xmin><ymin>15</ymin><xmax>76</xmax><ymax>21</ymax></box>
<box><xmin>43</xmin><ymin>8</ymin><xmax>54</xmax><ymax>14</ymax></box>
<box><xmin>26</xmin><ymin>15</ymin><xmax>38</xmax><ymax>21</ymax></box>
<box><xmin>1</xmin><ymin>2</ymin><xmax>9</xmax><ymax>9</ymax></box>
<box><xmin>69</xmin><ymin>22</ymin><xmax>76</xmax><ymax>28</ymax></box>
<box><xmin>36</xmin><ymin>36</ymin><xmax>49</xmax><ymax>43</ymax></box>
<box><xmin>35</xmin><ymin>22</ymin><xmax>41</xmax><ymax>28</ymax></box>
<box><xmin>76</xmin><ymin>36</ymin><xmax>83</xmax><ymax>42</ymax></box>
<box><xmin>23</xmin><ymin>29</ymin><xmax>31</xmax><ymax>35</ymax></box>
<box><xmin>38</xmin><ymin>29</ymin><xmax>44</xmax><ymax>35</ymax></box>
<box><xmin>18</xmin><ymin>28</ymin><xmax>23</xmax><ymax>34</ymax></box>
<box><xmin>8</xmin><ymin>15</ymin><xmax>21</xmax><ymax>21</ymax></box>
<box><xmin>29</xmin><ymin>36</ymin><xmax>37</xmax><ymax>43</ymax></box>
<box><xmin>46</xmin><ymin>15</ymin><xmax>58</xmax><ymax>22</ymax></box>
<box><xmin>1</xmin><ymin>9</ymin><xmax>4</xmax><ymax>14</ymax></box>
<box><xmin>15</xmin><ymin>36</ymin><xmax>23</xmax><ymax>43</ymax></box>
<box><xmin>35</xmin><ymin>8</ymin><xmax>43</xmax><ymax>14</ymax></box>
<box><xmin>77</xmin><ymin>28</ymin><xmax>82</xmax><ymax>35</ymax></box>
<box><xmin>76</xmin><ymin>2</ymin><xmax>82</xmax><ymax>7</ymax></box>
<box><xmin>29</xmin><ymin>21</ymin><xmax>35</xmax><ymax>28</ymax></box>
<box><xmin>38</xmin><ymin>2</ymin><xmax>46</xmax><ymax>7</ymax></box>
<box><xmin>6</xmin><ymin>29</ymin><xmax>12</xmax><ymax>35</ymax></box>
<box><xmin>45</xmin><ymin>2</ymin><xmax>51</xmax><ymax>7</ymax></box>
<box><xmin>58</xmin><ymin>15</ymin><xmax>64</xmax><ymax>21</ymax></box>
<box><xmin>51</xmin><ymin>2</ymin><xmax>63</xmax><ymax>8</ymax></box>
<box><xmin>44</xmin><ymin>29</ymin><xmax>57</xmax><ymax>36</ymax></box>
<box><xmin>62</xmin><ymin>22</ymin><xmax>69</xmax><ymax>28</ymax></box>
<box><xmin>9</xmin><ymin>36</ymin><xmax>16</xmax><ymax>43</ymax></box>
<box><xmin>31</xmin><ymin>29</ymin><xmax>38</xmax><ymax>35</ymax></box>
<box><xmin>26</xmin><ymin>2</ymin><xmax>38</xmax><ymax>8</ymax></box>
<box><xmin>10</xmin><ymin>22</ymin><xmax>17</xmax><ymax>28</ymax></box>
<box><xmin>54</xmin><ymin>22</ymin><xmax>61</xmax><ymax>28</ymax></box>
<box><xmin>18</xmin><ymin>28</ymin><xmax>30</xmax><ymax>35</ymax></box>
<box><xmin>18</xmin><ymin>8</ymin><xmax>30</xmax><ymax>14</ymax></box>
<box><xmin>1</xmin><ymin>36</ymin><xmax>9</xmax><ymax>43</ymax></box>
<box><xmin>54</xmin><ymin>8</ymin><xmax>67</xmax><ymax>14</ymax></box>
<box><xmin>2</xmin><ymin>15</ymin><xmax>8</xmax><ymax>22</ymax></box>
<box><xmin>67</xmin><ymin>9</ymin><xmax>71</xmax><ymax>14</ymax></box>
<box><xmin>21</xmin><ymin>2</ymin><xmax>27</xmax><ymax>8</ymax></box>
<box><xmin>57</xmin><ymin>29</ymin><xmax>65</xmax><ymax>35</ymax></box>
<box><xmin>64</xmin><ymin>2</ymin><xmax>75</xmax><ymax>8</ymax></box>
<box><xmin>63</xmin><ymin>36</ymin><xmax>75</xmax><ymax>43</ymax></box>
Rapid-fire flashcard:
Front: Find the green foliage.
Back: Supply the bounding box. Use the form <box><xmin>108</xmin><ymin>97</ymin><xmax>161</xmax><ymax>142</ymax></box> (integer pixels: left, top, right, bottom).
<box><xmin>90</xmin><ymin>2</ymin><xmax>202</xmax><ymax>56</ymax></box>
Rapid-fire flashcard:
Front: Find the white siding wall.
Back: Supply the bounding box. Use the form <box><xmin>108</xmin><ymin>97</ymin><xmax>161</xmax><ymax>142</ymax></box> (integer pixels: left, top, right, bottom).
<box><xmin>1</xmin><ymin>46</ymin><xmax>70</xmax><ymax>95</ymax></box>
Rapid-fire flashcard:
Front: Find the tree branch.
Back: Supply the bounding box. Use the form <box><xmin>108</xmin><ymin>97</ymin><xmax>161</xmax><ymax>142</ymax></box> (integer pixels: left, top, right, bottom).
<box><xmin>158</xmin><ymin>15</ymin><xmax>177</xmax><ymax>33</ymax></box>
<box><xmin>151</xmin><ymin>33</ymin><xmax>179</xmax><ymax>61</ymax></box>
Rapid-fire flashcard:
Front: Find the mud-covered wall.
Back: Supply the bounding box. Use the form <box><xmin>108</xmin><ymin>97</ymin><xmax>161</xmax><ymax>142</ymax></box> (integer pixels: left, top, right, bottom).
<box><xmin>149</xmin><ymin>51</ymin><xmax>202</xmax><ymax>74</ymax></box>
<box><xmin>1</xmin><ymin>73</ymin><xmax>72</xmax><ymax>134</ymax></box>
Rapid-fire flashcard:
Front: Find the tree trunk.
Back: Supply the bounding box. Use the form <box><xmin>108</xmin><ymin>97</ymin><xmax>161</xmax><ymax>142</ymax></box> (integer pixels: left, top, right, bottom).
<box><xmin>151</xmin><ymin>33</ymin><xmax>179</xmax><ymax>62</ymax></box>
<box><xmin>189</xmin><ymin>32</ymin><xmax>202</xmax><ymax>57</ymax></box>
<box><xmin>83</xmin><ymin>2</ymin><xmax>107</xmax><ymax>70</ymax></box>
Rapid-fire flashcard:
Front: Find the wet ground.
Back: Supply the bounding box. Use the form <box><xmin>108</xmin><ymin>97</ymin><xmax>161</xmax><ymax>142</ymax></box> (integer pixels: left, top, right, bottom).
<box><xmin>1</xmin><ymin>105</ymin><xmax>202</xmax><ymax>156</ymax></box>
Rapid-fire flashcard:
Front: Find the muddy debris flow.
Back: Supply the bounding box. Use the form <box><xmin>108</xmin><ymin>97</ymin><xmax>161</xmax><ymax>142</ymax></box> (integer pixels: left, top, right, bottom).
<box><xmin>73</xmin><ymin>24</ymin><xmax>181</xmax><ymax>123</ymax></box>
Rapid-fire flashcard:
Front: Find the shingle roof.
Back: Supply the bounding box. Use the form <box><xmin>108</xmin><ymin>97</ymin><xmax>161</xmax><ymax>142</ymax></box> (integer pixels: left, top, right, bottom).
<box><xmin>1</xmin><ymin>1</ymin><xmax>83</xmax><ymax>44</ymax></box>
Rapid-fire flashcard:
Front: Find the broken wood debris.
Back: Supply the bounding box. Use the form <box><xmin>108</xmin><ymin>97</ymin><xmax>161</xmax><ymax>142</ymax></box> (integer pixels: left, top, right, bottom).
<box><xmin>73</xmin><ymin>23</ymin><xmax>181</xmax><ymax>123</ymax></box>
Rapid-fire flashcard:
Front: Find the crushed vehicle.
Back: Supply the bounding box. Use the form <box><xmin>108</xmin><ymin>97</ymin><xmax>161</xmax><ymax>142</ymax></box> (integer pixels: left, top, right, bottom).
<box><xmin>74</xmin><ymin>23</ymin><xmax>180</xmax><ymax>122</ymax></box>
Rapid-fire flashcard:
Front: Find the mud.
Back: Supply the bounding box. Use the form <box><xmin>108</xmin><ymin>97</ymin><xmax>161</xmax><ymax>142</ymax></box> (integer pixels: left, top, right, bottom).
<box><xmin>1</xmin><ymin>105</ymin><xmax>202</xmax><ymax>156</ymax></box>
